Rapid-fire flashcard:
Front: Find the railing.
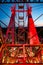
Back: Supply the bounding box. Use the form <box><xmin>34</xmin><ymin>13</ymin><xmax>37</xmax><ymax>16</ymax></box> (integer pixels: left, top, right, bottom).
<box><xmin>0</xmin><ymin>44</ymin><xmax>43</xmax><ymax>64</ymax></box>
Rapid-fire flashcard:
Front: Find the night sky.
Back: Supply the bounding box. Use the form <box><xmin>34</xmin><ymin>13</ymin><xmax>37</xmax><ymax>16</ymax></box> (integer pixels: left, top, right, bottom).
<box><xmin>0</xmin><ymin>3</ymin><xmax>43</xmax><ymax>27</ymax></box>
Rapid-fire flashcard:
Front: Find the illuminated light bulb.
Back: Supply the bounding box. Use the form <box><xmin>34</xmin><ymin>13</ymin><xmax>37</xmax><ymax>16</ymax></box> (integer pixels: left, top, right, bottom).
<box><xmin>16</xmin><ymin>60</ymin><xmax>18</xmax><ymax>63</ymax></box>
<box><xmin>2</xmin><ymin>56</ymin><xmax>5</xmax><ymax>63</ymax></box>
<box><xmin>29</xmin><ymin>51</ymin><xmax>34</xmax><ymax>57</ymax></box>
<box><xmin>34</xmin><ymin>61</ymin><xmax>36</xmax><ymax>63</ymax></box>
<box><xmin>11</xmin><ymin>61</ymin><xmax>14</xmax><ymax>64</ymax></box>
<box><xmin>26</xmin><ymin>60</ymin><xmax>28</xmax><ymax>63</ymax></box>
<box><xmin>7</xmin><ymin>61</ymin><xmax>9</xmax><ymax>64</ymax></box>
<box><xmin>29</xmin><ymin>60</ymin><xmax>33</xmax><ymax>63</ymax></box>
<box><xmin>34</xmin><ymin>58</ymin><xmax>39</xmax><ymax>63</ymax></box>
<box><xmin>0</xmin><ymin>39</ymin><xmax>1</xmax><ymax>41</ymax></box>
<box><xmin>42</xmin><ymin>55</ymin><xmax>43</xmax><ymax>60</ymax></box>
<box><xmin>7</xmin><ymin>57</ymin><xmax>9</xmax><ymax>63</ymax></box>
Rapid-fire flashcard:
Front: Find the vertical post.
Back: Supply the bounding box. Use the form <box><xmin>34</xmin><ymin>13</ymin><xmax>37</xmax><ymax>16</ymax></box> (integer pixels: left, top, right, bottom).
<box><xmin>41</xmin><ymin>47</ymin><xmax>43</xmax><ymax>63</ymax></box>
<box><xmin>5</xmin><ymin>6</ymin><xmax>16</xmax><ymax>45</ymax></box>
<box><xmin>27</xmin><ymin>6</ymin><xmax>32</xmax><ymax>44</ymax></box>
<box><xmin>11</xmin><ymin>6</ymin><xmax>16</xmax><ymax>44</ymax></box>
<box><xmin>23</xmin><ymin>45</ymin><xmax>26</xmax><ymax>63</ymax></box>
<box><xmin>27</xmin><ymin>6</ymin><xmax>40</xmax><ymax>45</ymax></box>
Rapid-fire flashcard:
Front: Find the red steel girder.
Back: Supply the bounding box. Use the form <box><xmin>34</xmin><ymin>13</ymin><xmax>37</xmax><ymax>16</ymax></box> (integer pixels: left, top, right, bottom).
<box><xmin>15</xmin><ymin>10</ymin><xmax>27</xmax><ymax>12</ymax></box>
<box><xmin>5</xmin><ymin>44</ymin><xmax>43</xmax><ymax>47</ymax></box>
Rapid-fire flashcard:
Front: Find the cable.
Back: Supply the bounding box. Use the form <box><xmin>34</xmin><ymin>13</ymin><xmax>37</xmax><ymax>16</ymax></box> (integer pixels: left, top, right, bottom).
<box><xmin>0</xmin><ymin>19</ymin><xmax>43</xmax><ymax>43</ymax></box>
<box><xmin>0</xmin><ymin>20</ymin><xmax>7</xmax><ymax>27</ymax></box>
<box><xmin>0</xmin><ymin>7</ymin><xmax>43</xmax><ymax>27</ymax></box>
<box><xmin>0</xmin><ymin>7</ymin><xmax>43</xmax><ymax>26</ymax></box>
<box><xmin>0</xmin><ymin>6</ymin><xmax>43</xmax><ymax>23</ymax></box>
<box><xmin>0</xmin><ymin>7</ymin><xmax>10</xmax><ymax>18</ymax></box>
<box><xmin>34</xmin><ymin>14</ymin><xmax>43</xmax><ymax>22</ymax></box>
<box><xmin>0</xmin><ymin>7</ymin><xmax>22</xmax><ymax>27</ymax></box>
<box><xmin>0</xmin><ymin>7</ymin><xmax>43</xmax><ymax>42</ymax></box>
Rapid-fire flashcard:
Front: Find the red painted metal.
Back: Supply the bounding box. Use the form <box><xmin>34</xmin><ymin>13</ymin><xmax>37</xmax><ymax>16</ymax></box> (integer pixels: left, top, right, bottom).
<box><xmin>0</xmin><ymin>26</ymin><xmax>4</xmax><ymax>44</ymax></box>
<box><xmin>5</xmin><ymin>6</ymin><xmax>15</xmax><ymax>44</ymax></box>
<box><xmin>18</xmin><ymin>4</ymin><xmax>25</xmax><ymax>44</ymax></box>
<box><xmin>0</xmin><ymin>4</ymin><xmax>42</xmax><ymax>63</ymax></box>
<box><xmin>0</xmin><ymin>26</ymin><xmax>6</xmax><ymax>62</ymax></box>
<box><xmin>28</xmin><ymin>7</ymin><xmax>40</xmax><ymax>45</ymax></box>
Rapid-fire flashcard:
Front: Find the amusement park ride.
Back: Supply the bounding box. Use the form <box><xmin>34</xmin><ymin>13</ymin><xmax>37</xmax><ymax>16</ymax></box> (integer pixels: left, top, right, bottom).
<box><xmin>0</xmin><ymin>3</ymin><xmax>43</xmax><ymax>64</ymax></box>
